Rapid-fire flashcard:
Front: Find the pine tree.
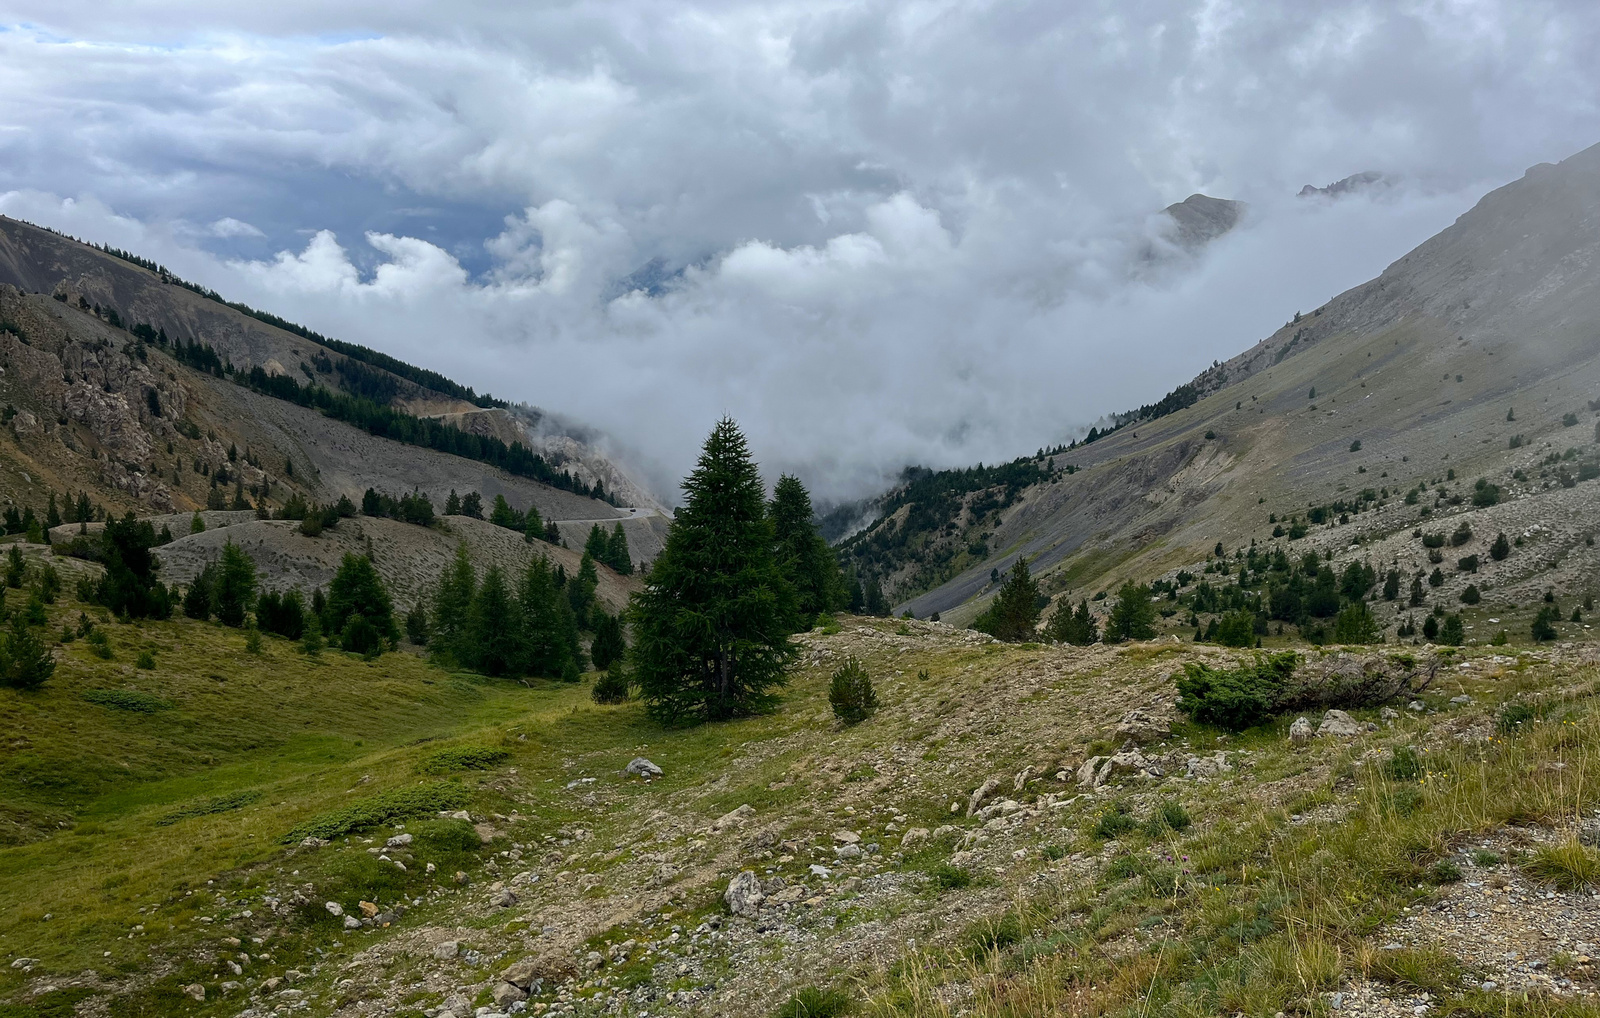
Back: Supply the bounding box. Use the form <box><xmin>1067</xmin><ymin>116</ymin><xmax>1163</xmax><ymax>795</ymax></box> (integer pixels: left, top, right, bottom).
<box><xmin>460</xmin><ymin>491</ymin><xmax>483</xmax><ymax>519</ymax></box>
<box><xmin>1382</xmin><ymin>569</ymin><xmax>1400</xmax><ymax>601</ymax></box>
<box><xmin>324</xmin><ymin>553</ymin><xmax>397</xmax><ymax>646</ymax></box>
<box><xmin>1104</xmin><ymin>583</ymin><xmax>1158</xmax><ymax>643</ymax></box>
<box><xmin>467</xmin><ymin>565</ymin><xmax>523</xmax><ymax>676</ymax></box>
<box><xmin>44</xmin><ymin>493</ymin><xmax>60</xmax><ymax>531</ymax></box>
<box><xmin>569</xmin><ymin>553</ymin><xmax>599</xmax><ymax>627</ymax></box>
<box><xmin>590</xmin><ymin>609</ymin><xmax>626</xmax><ymax>672</ymax></box>
<box><xmin>1490</xmin><ymin>532</ymin><xmax>1511</xmax><ymax>561</ymax></box>
<box><xmin>523</xmin><ymin>502</ymin><xmax>543</xmax><ymax>544</ymax></box>
<box><xmin>518</xmin><ymin>556</ymin><xmax>580</xmax><ymax>678</ymax></box>
<box><xmin>1044</xmin><ymin>597</ymin><xmax>1098</xmax><ymax>645</ymax></box>
<box><xmin>430</xmin><ymin>545</ymin><xmax>476</xmax><ymax>661</ymax></box>
<box><xmin>585</xmin><ymin>524</ymin><xmax>610</xmax><ymax>561</ymax></box>
<box><xmin>630</xmin><ymin>418</ymin><xmax>796</xmax><ymax>724</ymax></box>
<box><xmin>191</xmin><ymin>511</ymin><xmax>205</xmax><ymax>534</ymax></box>
<box><xmin>975</xmin><ymin>558</ymin><xmax>1041</xmax><ymax>642</ymax></box>
<box><xmin>0</xmin><ymin>614</ymin><xmax>55</xmax><ymax>690</ymax></box>
<box><xmin>183</xmin><ymin>563</ymin><xmax>214</xmax><ymax>620</ymax></box>
<box><xmin>607</xmin><ymin>523</ymin><xmax>634</xmax><ymax>575</ymax></box>
<box><xmin>545</xmin><ymin>519</ymin><xmax>561</xmax><ymax>544</ymax></box>
<box><xmin>444</xmin><ymin>489</ymin><xmax>461</xmax><ymax>516</ymax></box>
<box><xmin>1410</xmin><ymin>576</ymin><xmax>1426</xmax><ymax>606</ymax></box>
<box><xmin>769</xmin><ymin>474</ymin><xmax>838</xmax><ymax>627</ymax></box>
<box><xmin>490</xmin><ymin>494</ymin><xmax>518</xmax><ymax>529</ymax></box>
<box><xmin>212</xmin><ymin>541</ymin><xmax>258</xmax><ymax>628</ymax></box>
<box><xmin>863</xmin><ymin>577</ymin><xmax>889</xmax><ymax>617</ymax></box>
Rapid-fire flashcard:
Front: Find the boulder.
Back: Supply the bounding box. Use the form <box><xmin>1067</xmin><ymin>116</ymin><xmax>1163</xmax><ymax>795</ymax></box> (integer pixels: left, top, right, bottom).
<box><xmin>491</xmin><ymin>981</ymin><xmax>527</xmax><ymax>1009</ymax></box>
<box><xmin>432</xmin><ymin>940</ymin><xmax>460</xmax><ymax>961</ymax></box>
<box><xmin>966</xmin><ymin>776</ymin><xmax>1002</xmax><ymax>816</ymax></box>
<box><xmin>182</xmin><ymin>984</ymin><xmax>205</xmax><ymax>1002</ymax></box>
<box><xmin>1185</xmin><ymin>752</ymin><xmax>1231</xmax><ymax>781</ymax></box>
<box><xmin>501</xmin><ymin>958</ymin><xmax>540</xmax><ymax>989</ymax></box>
<box><xmin>713</xmin><ymin>804</ymin><xmax>754</xmax><ymax>831</ymax></box>
<box><xmin>1316</xmin><ymin>710</ymin><xmax>1364</xmax><ymax>739</ymax></box>
<box><xmin>490</xmin><ymin>888</ymin><xmax>518</xmax><ymax>909</ymax></box>
<box><xmin>1288</xmin><ymin>717</ymin><xmax>1314</xmax><ymax>747</ymax></box>
<box><xmin>385</xmin><ymin>833</ymin><xmax>413</xmax><ymax>849</ymax></box>
<box><xmin>323</xmin><ymin>901</ymin><xmax>344</xmax><ymax>917</ymax></box>
<box><xmin>1114</xmin><ymin>706</ymin><xmax>1173</xmax><ymax>744</ymax></box>
<box><xmin>625</xmin><ymin>757</ymin><xmax>664</xmax><ymax>778</ymax></box>
<box><xmin>1012</xmin><ymin>765</ymin><xmax>1035</xmax><ymax>791</ymax></box>
<box><xmin>832</xmin><ymin>829</ymin><xmax>861</xmax><ymax>844</ymax></box>
<box><xmin>900</xmin><ymin>827</ymin><xmax>931</xmax><ymax>849</ymax></box>
<box><xmin>834</xmin><ymin>844</ymin><xmax>863</xmax><ymax>860</ymax></box>
<box><xmin>1076</xmin><ymin>757</ymin><xmax>1106</xmax><ymax>788</ymax></box>
<box><xmin>724</xmin><ymin>870</ymin><xmax>765</xmax><ymax>917</ymax></box>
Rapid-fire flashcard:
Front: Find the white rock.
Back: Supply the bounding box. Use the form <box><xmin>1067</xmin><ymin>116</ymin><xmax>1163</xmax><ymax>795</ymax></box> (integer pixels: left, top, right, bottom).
<box><xmin>966</xmin><ymin>776</ymin><xmax>1002</xmax><ymax>815</ymax></box>
<box><xmin>1316</xmin><ymin>709</ymin><xmax>1364</xmax><ymax>738</ymax></box>
<box><xmin>624</xmin><ymin>757</ymin><xmax>664</xmax><ymax>778</ymax></box>
<box><xmin>724</xmin><ymin>870</ymin><xmax>765</xmax><ymax>917</ymax></box>
<box><xmin>432</xmin><ymin>940</ymin><xmax>459</xmax><ymax>960</ymax></box>
<box><xmin>385</xmin><ymin>833</ymin><xmax>414</xmax><ymax>848</ymax></box>
<box><xmin>323</xmin><ymin>901</ymin><xmax>344</xmax><ymax>917</ymax></box>
<box><xmin>1289</xmin><ymin>717</ymin><xmax>1314</xmax><ymax>746</ymax></box>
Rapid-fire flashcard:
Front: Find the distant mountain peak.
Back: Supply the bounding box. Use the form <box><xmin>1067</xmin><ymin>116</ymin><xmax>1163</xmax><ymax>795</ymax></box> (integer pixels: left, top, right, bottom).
<box><xmin>1162</xmin><ymin>193</ymin><xmax>1245</xmax><ymax>249</ymax></box>
<box><xmin>1297</xmin><ymin>170</ymin><xmax>1390</xmax><ymax>199</ymax></box>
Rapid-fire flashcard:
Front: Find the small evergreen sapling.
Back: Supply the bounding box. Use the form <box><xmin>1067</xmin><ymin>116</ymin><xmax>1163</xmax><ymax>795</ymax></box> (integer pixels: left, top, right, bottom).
<box><xmin>828</xmin><ymin>658</ymin><xmax>878</xmax><ymax>725</ymax></box>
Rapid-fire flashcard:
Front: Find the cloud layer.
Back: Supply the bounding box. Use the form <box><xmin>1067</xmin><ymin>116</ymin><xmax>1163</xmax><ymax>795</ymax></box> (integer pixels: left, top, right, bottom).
<box><xmin>2</xmin><ymin>2</ymin><xmax>1599</xmax><ymax>499</ymax></box>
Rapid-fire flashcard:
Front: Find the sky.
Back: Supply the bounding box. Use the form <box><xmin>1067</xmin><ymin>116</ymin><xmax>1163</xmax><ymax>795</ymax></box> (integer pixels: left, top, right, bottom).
<box><xmin>2</xmin><ymin>1</ymin><xmax>1599</xmax><ymax>501</ymax></box>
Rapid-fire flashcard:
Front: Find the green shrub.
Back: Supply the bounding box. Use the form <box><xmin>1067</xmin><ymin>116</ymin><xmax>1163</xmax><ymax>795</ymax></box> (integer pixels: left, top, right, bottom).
<box><xmin>1428</xmin><ymin>860</ymin><xmax>1463</xmax><ymax>884</ymax></box>
<box><xmin>0</xmin><ymin>615</ymin><xmax>57</xmax><ymax>690</ymax></box>
<box><xmin>1383</xmin><ymin>746</ymin><xmax>1424</xmax><ymax>782</ymax></box>
<box><xmin>591</xmin><ymin>663</ymin><xmax>630</xmax><ymax>705</ymax></box>
<box><xmin>1092</xmin><ymin>801</ymin><xmax>1140</xmax><ymax>840</ymax></box>
<box><xmin>929</xmin><ymin>864</ymin><xmax>971</xmax><ymax>890</ymax></box>
<box><xmin>1214</xmin><ymin>610</ymin><xmax>1256</xmax><ymax>648</ymax></box>
<box><xmin>283</xmin><ymin>782</ymin><xmax>468</xmax><ymax>843</ymax></box>
<box><xmin>83</xmin><ymin>688</ymin><xmax>173</xmax><ymax>712</ymax></box>
<box><xmin>417</xmin><ymin>746</ymin><xmax>510</xmax><ymax>774</ymax></box>
<box><xmin>1332</xmin><ymin>601</ymin><xmax>1382</xmax><ymax>644</ymax></box>
<box><xmin>1143</xmin><ymin>800</ymin><xmax>1192</xmax><ymax>836</ymax></box>
<box><xmin>1175</xmin><ymin>652</ymin><xmax>1298</xmax><ymax>731</ymax></box>
<box><xmin>159</xmin><ymin>790</ymin><xmax>262</xmax><ymax>826</ymax></box>
<box><xmin>135</xmin><ymin>649</ymin><xmax>156</xmax><ymax>669</ymax></box>
<box><xmin>1532</xmin><ymin>605</ymin><xmax>1561</xmax><ymax>642</ymax></box>
<box><xmin>411</xmin><ymin>818</ymin><xmax>482</xmax><ymax>855</ymax></box>
<box><xmin>774</xmin><ymin>986</ymin><xmax>852</xmax><ymax>1018</ymax></box>
<box><xmin>85</xmin><ymin>627</ymin><xmax>113</xmax><ymax>659</ymax></box>
<box><xmin>828</xmin><ymin>657</ymin><xmax>878</xmax><ymax>724</ymax></box>
<box><xmin>1498</xmin><ymin>702</ymin><xmax>1539</xmax><ymax>734</ymax></box>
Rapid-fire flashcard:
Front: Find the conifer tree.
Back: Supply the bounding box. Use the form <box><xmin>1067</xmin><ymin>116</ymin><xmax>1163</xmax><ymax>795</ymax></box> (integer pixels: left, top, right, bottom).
<box><xmin>975</xmin><ymin>558</ymin><xmax>1041</xmax><ymax>642</ymax></box>
<box><xmin>518</xmin><ymin>556</ymin><xmax>581</xmax><ymax>677</ymax></box>
<box><xmin>460</xmin><ymin>491</ymin><xmax>483</xmax><ymax>519</ymax></box>
<box><xmin>444</xmin><ymin>489</ymin><xmax>461</xmax><ymax>516</ymax></box>
<box><xmin>545</xmin><ymin>519</ymin><xmax>561</xmax><ymax>544</ymax></box>
<box><xmin>490</xmin><ymin>494</ymin><xmax>518</xmax><ymax>529</ymax></box>
<box><xmin>590</xmin><ymin>609</ymin><xmax>626</xmax><ymax>672</ymax></box>
<box><xmin>467</xmin><ymin>565</ymin><xmax>523</xmax><ymax>676</ymax></box>
<box><xmin>0</xmin><ymin>614</ymin><xmax>55</xmax><ymax>690</ymax></box>
<box><xmin>212</xmin><ymin>541</ymin><xmax>258</xmax><ymax>628</ymax></box>
<box><xmin>324</xmin><ymin>553</ymin><xmax>397</xmax><ymax>646</ymax></box>
<box><xmin>430</xmin><ymin>545</ymin><xmax>476</xmax><ymax>661</ymax></box>
<box><xmin>523</xmin><ymin>502</ymin><xmax>543</xmax><ymax>544</ymax></box>
<box><xmin>44</xmin><ymin>493</ymin><xmax>60</xmax><ymax>531</ymax></box>
<box><xmin>569</xmin><ymin>553</ymin><xmax>599</xmax><ymax>627</ymax></box>
<box><xmin>585</xmin><ymin>524</ymin><xmax>610</xmax><ymax>561</ymax></box>
<box><xmin>607</xmin><ymin>522</ymin><xmax>634</xmax><ymax>575</ymax></box>
<box><xmin>1045</xmin><ymin>597</ymin><xmax>1098</xmax><ymax>645</ymax></box>
<box><xmin>769</xmin><ymin>474</ymin><xmax>839</xmax><ymax>627</ymax></box>
<box><xmin>630</xmin><ymin>418</ymin><xmax>796</xmax><ymax>724</ymax></box>
<box><xmin>1104</xmin><ymin>583</ymin><xmax>1158</xmax><ymax>642</ymax></box>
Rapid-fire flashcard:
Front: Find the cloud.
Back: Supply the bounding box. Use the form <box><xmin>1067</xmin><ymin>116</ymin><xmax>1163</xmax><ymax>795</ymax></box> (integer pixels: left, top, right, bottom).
<box><xmin>1</xmin><ymin>2</ymin><xmax>1599</xmax><ymax>499</ymax></box>
<box><xmin>208</xmin><ymin>216</ymin><xmax>264</xmax><ymax>238</ymax></box>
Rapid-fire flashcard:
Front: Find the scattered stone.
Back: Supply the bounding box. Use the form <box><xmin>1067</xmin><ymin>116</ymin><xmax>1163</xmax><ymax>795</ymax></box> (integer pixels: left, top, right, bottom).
<box><xmin>900</xmin><ymin>827</ymin><xmax>931</xmax><ymax>849</ymax></box>
<box><xmin>713</xmin><ymin>804</ymin><xmax>755</xmax><ymax>831</ymax></box>
<box><xmin>432</xmin><ymin>940</ymin><xmax>460</xmax><ymax>960</ymax></box>
<box><xmin>1289</xmin><ymin>717</ymin><xmax>1314</xmax><ymax>746</ymax></box>
<box><xmin>1408</xmin><ymin>700</ymin><xmax>1426</xmax><ymax>712</ymax></box>
<box><xmin>358</xmin><ymin>900</ymin><xmax>379</xmax><ymax>918</ymax></box>
<box><xmin>624</xmin><ymin>757</ymin><xmax>664</xmax><ymax>778</ymax></box>
<box><xmin>298</xmin><ymin>837</ymin><xmax>329</xmax><ymax>849</ymax></box>
<box><xmin>343</xmin><ymin>916</ymin><xmax>361</xmax><ymax>930</ymax></box>
<box><xmin>808</xmin><ymin>864</ymin><xmax>832</xmax><ymax>879</ymax></box>
<box><xmin>1316</xmin><ymin>710</ymin><xmax>1364</xmax><ymax>738</ymax></box>
<box><xmin>385</xmin><ymin>833</ymin><xmax>413</xmax><ymax>849</ymax></box>
<box><xmin>182</xmin><ymin>983</ymin><xmax>205</xmax><ymax>1002</ymax></box>
<box><xmin>833</xmin><ymin>829</ymin><xmax>861</xmax><ymax>844</ymax></box>
<box><xmin>1380</xmin><ymin>707</ymin><xmax>1400</xmax><ymax>721</ymax></box>
<box><xmin>834</xmin><ymin>844</ymin><xmax>863</xmax><ymax>860</ymax></box>
<box><xmin>725</xmin><ymin>870</ymin><xmax>765</xmax><ymax>917</ymax></box>
<box><xmin>1451</xmin><ymin>695</ymin><xmax>1473</xmax><ymax>705</ymax></box>
<box><xmin>1012</xmin><ymin>765</ymin><xmax>1035</xmax><ymax>791</ymax></box>
<box><xmin>453</xmin><ymin>871</ymin><xmax>470</xmax><ymax>885</ymax></box>
<box><xmin>323</xmin><ymin>901</ymin><xmax>344</xmax><ymax>917</ymax></box>
<box><xmin>490</xmin><ymin>888</ymin><xmax>518</xmax><ymax>909</ymax></box>
<box><xmin>967</xmin><ymin>776</ymin><xmax>1002</xmax><ymax>815</ymax></box>
<box><xmin>1186</xmin><ymin>752</ymin><xmax>1232</xmax><ymax>781</ymax></box>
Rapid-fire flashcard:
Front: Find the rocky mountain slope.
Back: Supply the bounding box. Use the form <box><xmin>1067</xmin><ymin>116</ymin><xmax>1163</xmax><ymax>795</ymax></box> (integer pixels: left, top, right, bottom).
<box><xmin>0</xmin><ymin>218</ymin><xmax>668</xmax><ymax>570</ymax></box>
<box><xmin>851</xmin><ymin>141</ymin><xmax>1600</xmax><ymax>623</ymax></box>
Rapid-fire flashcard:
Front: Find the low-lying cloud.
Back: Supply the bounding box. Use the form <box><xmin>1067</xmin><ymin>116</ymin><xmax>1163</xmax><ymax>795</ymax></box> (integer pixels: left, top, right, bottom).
<box><xmin>2</xmin><ymin>2</ymin><xmax>1598</xmax><ymax>500</ymax></box>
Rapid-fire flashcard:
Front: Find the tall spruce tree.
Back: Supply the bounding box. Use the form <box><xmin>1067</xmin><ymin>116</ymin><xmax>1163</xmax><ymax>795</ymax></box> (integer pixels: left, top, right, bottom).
<box><xmin>629</xmin><ymin>418</ymin><xmax>796</xmax><ymax>724</ymax></box>
<box><xmin>467</xmin><ymin>565</ymin><xmax>523</xmax><ymax>676</ymax></box>
<box><xmin>974</xmin><ymin>557</ymin><xmax>1041</xmax><ymax>642</ymax></box>
<box><xmin>430</xmin><ymin>544</ymin><xmax>476</xmax><ymax>662</ymax></box>
<box><xmin>212</xmin><ymin>541</ymin><xmax>258</xmax><ymax>628</ymax></box>
<box><xmin>769</xmin><ymin>474</ymin><xmax>840</xmax><ymax>628</ymax></box>
<box><xmin>1104</xmin><ymin>583</ymin><xmax>1158</xmax><ymax>643</ymax></box>
<box><xmin>523</xmin><ymin>502</ymin><xmax>544</xmax><ymax>544</ymax></box>
<box><xmin>585</xmin><ymin>524</ymin><xmax>610</xmax><ymax>561</ymax></box>
<box><xmin>324</xmin><ymin>553</ymin><xmax>398</xmax><ymax>646</ymax></box>
<box><xmin>1045</xmin><ymin>597</ymin><xmax>1098</xmax><ymax>645</ymax></box>
<box><xmin>606</xmin><ymin>523</ymin><xmax>634</xmax><ymax>575</ymax></box>
<box><xmin>518</xmin><ymin>556</ymin><xmax>582</xmax><ymax>677</ymax></box>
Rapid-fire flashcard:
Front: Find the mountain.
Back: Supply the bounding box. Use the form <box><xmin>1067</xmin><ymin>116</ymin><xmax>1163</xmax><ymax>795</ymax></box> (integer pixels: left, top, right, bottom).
<box><xmin>1298</xmin><ymin>169</ymin><xmax>1391</xmax><ymax>199</ymax></box>
<box><xmin>840</xmin><ymin>142</ymin><xmax>1600</xmax><ymax>624</ymax></box>
<box><xmin>1162</xmin><ymin>193</ymin><xmax>1245</xmax><ymax>248</ymax></box>
<box><xmin>0</xmin><ymin>215</ymin><xmax>670</xmax><ymax>573</ymax></box>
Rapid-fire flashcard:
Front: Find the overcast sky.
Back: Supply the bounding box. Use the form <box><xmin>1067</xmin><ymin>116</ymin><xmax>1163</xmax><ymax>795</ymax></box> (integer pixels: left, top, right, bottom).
<box><xmin>3</xmin><ymin>2</ymin><xmax>1599</xmax><ymax>500</ymax></box>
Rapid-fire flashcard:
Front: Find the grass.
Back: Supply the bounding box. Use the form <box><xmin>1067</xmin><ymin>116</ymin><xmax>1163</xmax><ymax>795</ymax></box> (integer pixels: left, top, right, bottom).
<box><xmin>1524</xmin><ymin>839</ymin><xmax>1600</xmax><ymax>890</ymax></box>
<box><xmin>775</xmin><ymin>985</ymin><xmax>853</xmax><ymax>1018</ymax></box>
